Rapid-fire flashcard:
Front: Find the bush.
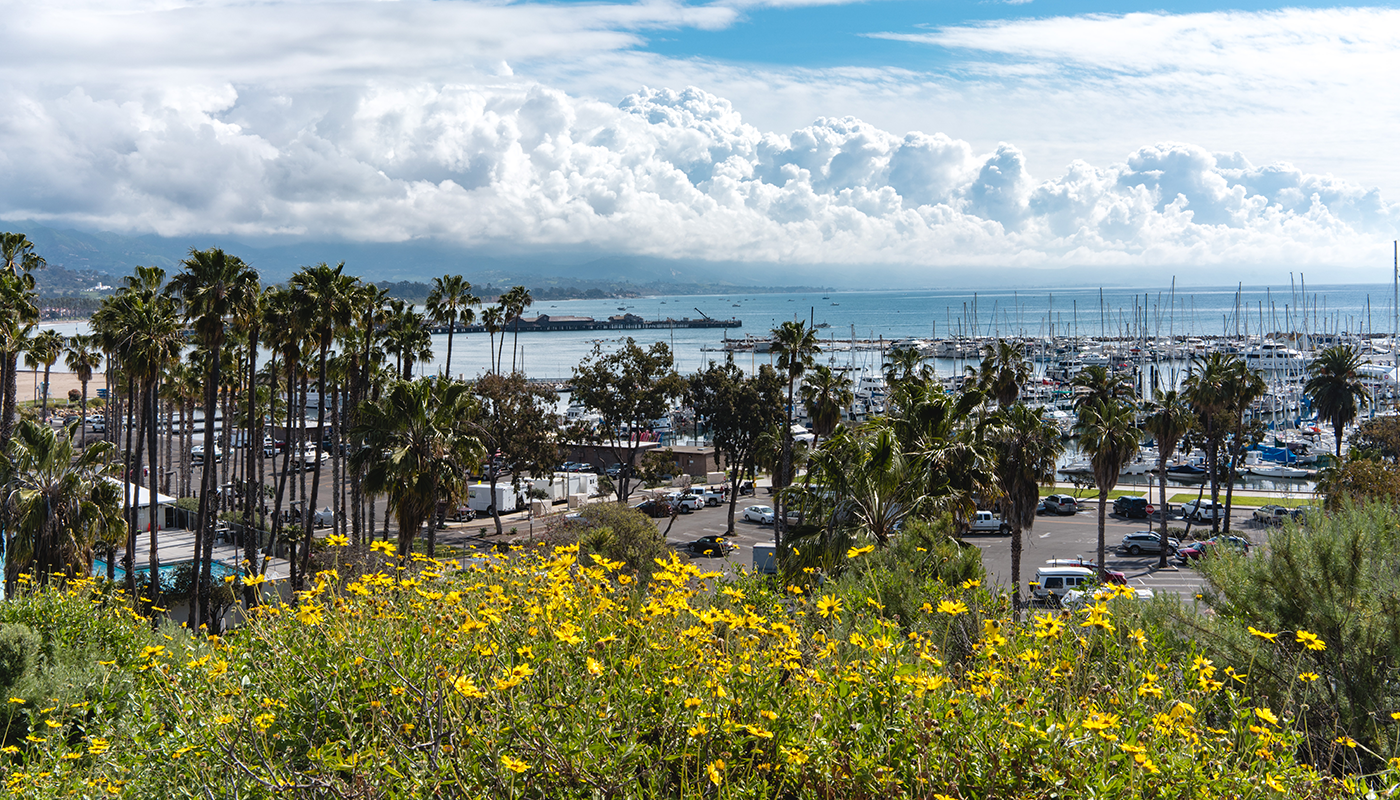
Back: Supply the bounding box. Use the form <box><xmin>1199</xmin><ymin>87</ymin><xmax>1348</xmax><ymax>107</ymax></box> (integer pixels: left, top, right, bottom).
<box><xmin>1192</xmin><ymin>499</ymin><xmax>1400</xmax><ymax>772</ymax></box>
<box><xmin>0</xmin><ymin>624</ymin><xmax>40</xmax><ymax>692</ymax></box>
<box><xmin>548</xmin><ymin>501</ymin><xmax>668</xmax><ymax>577</ymax></box>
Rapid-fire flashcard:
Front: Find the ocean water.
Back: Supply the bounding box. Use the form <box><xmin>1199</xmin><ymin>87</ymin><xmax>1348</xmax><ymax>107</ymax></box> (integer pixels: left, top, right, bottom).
<box><xmin>43</xmin><ymin>282</ymin><xmax>1400</xmax><ymax>381</ymax></box>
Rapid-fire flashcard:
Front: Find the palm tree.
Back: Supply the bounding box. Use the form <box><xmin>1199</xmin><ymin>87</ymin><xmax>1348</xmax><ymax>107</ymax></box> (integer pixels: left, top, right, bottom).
<box><xmin>64</xmin><ymin>335</ymin><xmax>102</xmax><ymax>443</ymax></box>
<box><xmin>383</xmin><ymin>301</ymin><xmax>433</xmax><ymax>381</ymax></box>
<box><xmin>24</xmin><ymin>329</ymin><xmax>65</xmax><ymax>420</ymax></box>
<box><xmin>1141</xmin><ymin>389</ymin><xmax>1193</xmax><ymax>566</ymax></box>
<box><xmin>502</xmin><ymin>286</ymin><xmax>533</xmax><ymax>374</ymax></box>
<box><xmin>800</xmin><ymin>365</ymin><xmax>853</xmax><ymax>447</ymax></box>
<box><xmin>2</xmin><ymin>420</ymin><xmax>120</xmax><ymax>588</ymax></box>
<box><xmin>288</xmin><ymin>263</ymin><xmax>356</xmax><ymax>589</ymax></box>
<box><xmin>1071</xmin><ymin>365</ymin><xmax>1132</xmax><ymax>410</ymax></box>
<box><xmin>1305</xmin><ymin>345</ymin><xmax>1370</xmax><ymax>458</ymax></box>
<box><xmin>482</xmin><ymin>305</ymin><xmax>503</xmax><ymax>375</ymax></box>
<box><xmin>351</xmin><ymin>378</ymin><xmax>483</xmax><ymax>559</ymax></box>
<box><xmin>169</xmin><ymin>248</ymin><xmax>258</xmax><ymax>629</ymax></box>
<box><xmin>990</xmin><ymin>404</ymin><xmax>1062</xmax><ymax>619</ymax></box>
<box><xmin>883</xmin><ymin>345</ymin><xmax>925</xmax><ymax>387</ymax></box>
<box><xmin>425</xmin><ymin>274</ymin><xmax>477</xmax><ymax>379</ymax></box>
<box><xmin>231</xmin><ymin>284</ymin><xmax>267</xmax><ymax>606</ymax></box>
<box><xmin>801</xmin><ymin>424</ymin><xmax>920</xmax><ymax>549</ymax></box>
<box><xmin>1221</xmin><ymin>362</ymin><xmax>1267</xmax><ymax>534</ymax></box>
<box><xmin>971</xmin><ymin>339</ymin><xmax>1031</xmax><ymax>408</ymax></box>
<box><xmin>770</xmin><ymin>321</ymin><xmax>820</xmax><ymax>551</ymax></box>
<box><xmin>1075</xmin><ymin>398</ymin><xmax>1139</xmax><ymax>567</ymax></box>
<box><xmin>0</xmin><ymin>233</ymin><xmax>43</xmax><ymax>457</ymax></box>
<box><xmin>1182</xmin><ymin>353</ymin><xmax>1235</xmax><ymax>533</ymax></box>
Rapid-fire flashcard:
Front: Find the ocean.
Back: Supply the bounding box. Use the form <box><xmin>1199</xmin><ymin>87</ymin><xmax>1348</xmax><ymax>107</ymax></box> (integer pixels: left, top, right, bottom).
<box><xmin>42</xmin><ymin>281</ymin><xmax>1400</xmax><ymax>381</ymax></box>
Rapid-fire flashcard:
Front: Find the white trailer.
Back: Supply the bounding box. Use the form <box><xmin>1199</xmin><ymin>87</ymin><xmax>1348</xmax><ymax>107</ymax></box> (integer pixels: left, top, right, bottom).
<box><xmin>466</xmin><ymin>483</ymin><xmax>525</xmax><ymax>515</ymax></box>
<box><xmin>752</xmin><ymin>542</ymin><xmax>777</xmax><ymax>575</ymax></box>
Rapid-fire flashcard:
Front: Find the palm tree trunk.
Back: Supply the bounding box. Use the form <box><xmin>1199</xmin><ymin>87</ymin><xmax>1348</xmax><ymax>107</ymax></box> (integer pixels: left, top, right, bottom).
<box><xmin>1096</xmin><ymin>484</ymin><xmax>1108</xmax><ymax>567</ymax></box>
<box><xmin>40</xmin><ymin>362</ymin><xmax>52</xmax><ymax>419</ymax></box>
<box><xmin>776</xmin><ymin>380</ymin><xmax>795</xmax><ymax>557</ymax></box>
<box><xmin>298</xmin><ymin>346</ymin><xmax>330</xmax><ymax>588</ymax></box>
<box><xmin>1011</xmin><ymin>523</ymin><xmax>1023</xmax><ymax>622</ymax></box>
<box><xmin>163</xmin><ymin>394</ymin><xmax>173</xmax><ymax>494</ymax></box>
<box><xmin>194</xmin><ymin>341</ymin><xmax>223</xmax><ymax>630</ymax></box>
<box><xmin>242</xmin><ymin>322</ymin><xmax>261</xmax><ymax>607</ymax></box>
<box><xmin>145</xmin><ymin>383</ymin><xmax>162</xmax><ymax>616</ymax></box>
<box><xmin>1157</xmin><ymin>460</ymin><xmax>1170</xmax><ymax>568</ymax></box>
<box><xmin>123</xmin><ymin>375</ymin><xmax>137</xmax><ymax>599</ymax></box>
<box><xmin>1222</xmin><ymin>427</ymin><xmax>1241</xmax><ymax>535</ymax></box>
<box><xmin>445</xmin><ymin>322</ymin><xmax>455</xmax><ymax>379</ymax></box>
<box><xmin>1207</xmin><ymin>436</ymin><xmax>1222</xmax><ymax>534</ymax></box>
<box><xmin>79</xmin><ymin>378</ymin><xmax>88</xmax><ymax>450</ymax></box>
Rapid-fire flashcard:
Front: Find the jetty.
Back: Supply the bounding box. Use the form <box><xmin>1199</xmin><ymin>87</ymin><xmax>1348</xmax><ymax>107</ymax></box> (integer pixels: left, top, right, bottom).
<box><xmin>435</xmin><ymin>312</ymin><xmax>741</xmax><ymax>335</ymax></box>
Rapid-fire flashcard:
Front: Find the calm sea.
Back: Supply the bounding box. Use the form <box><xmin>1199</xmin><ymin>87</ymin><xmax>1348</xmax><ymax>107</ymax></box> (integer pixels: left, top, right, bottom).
<box><xmin>43</xmin><ymin>282</ymin><xmax>1400</xmax><ymax>381</ymax></box>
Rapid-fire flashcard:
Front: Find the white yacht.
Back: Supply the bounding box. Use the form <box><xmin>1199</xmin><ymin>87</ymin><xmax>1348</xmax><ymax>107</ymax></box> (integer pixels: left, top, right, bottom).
<box><xmin>1244</xmin><ymin>341</ymin><xmax>1306</xmax><ymax>373</ymax></box>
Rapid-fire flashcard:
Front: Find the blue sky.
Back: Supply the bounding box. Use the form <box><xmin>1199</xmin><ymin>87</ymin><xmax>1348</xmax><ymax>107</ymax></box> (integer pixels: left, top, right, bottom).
<box><xmin>0</xmin><ymin>0</ymin><xmax>1397</xmax><ymax>285</ymax></box>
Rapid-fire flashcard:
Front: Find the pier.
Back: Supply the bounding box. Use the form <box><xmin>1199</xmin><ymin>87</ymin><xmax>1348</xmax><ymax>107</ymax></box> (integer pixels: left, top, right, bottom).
<box><xmin>433</xmin><ymin>312</ymin><xmax>741</xmax><ymax>335</ymax></box>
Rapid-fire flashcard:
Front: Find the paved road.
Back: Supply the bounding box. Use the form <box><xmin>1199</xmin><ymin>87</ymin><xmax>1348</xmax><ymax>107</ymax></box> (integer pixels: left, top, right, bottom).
<box><xmin>651</xmin><ymin>497</ymin><xmax>1275</xmax><ymax>602</ymax></box>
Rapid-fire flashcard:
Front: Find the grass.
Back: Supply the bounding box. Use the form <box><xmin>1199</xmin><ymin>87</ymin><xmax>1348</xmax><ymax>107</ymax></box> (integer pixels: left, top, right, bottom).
<box><xmin>1166</xmin><ymin>493</ymin><xmax>1316</xmax><ymax>508</ymax></box>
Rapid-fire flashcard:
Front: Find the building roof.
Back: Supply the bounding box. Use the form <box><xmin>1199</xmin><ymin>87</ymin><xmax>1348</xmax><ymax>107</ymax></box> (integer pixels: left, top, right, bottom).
<box><xmin>107</xmin><ymin>480</ymin><xmax>177</xmax><ymax>508</ymax></box>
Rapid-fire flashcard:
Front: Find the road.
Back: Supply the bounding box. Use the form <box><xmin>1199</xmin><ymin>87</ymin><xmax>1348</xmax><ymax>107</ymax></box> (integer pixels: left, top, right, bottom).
<box><xmin>654</xmin><ymin>497</ymin><xmax>1277</xmax><ymax>602</ymax></box>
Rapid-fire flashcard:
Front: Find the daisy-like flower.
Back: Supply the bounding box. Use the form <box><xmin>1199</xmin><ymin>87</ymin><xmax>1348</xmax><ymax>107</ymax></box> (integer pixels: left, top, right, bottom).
<box><xmin>815</xmin><ymin>595</ymin><xmax>842</xmax><ymax>619</ymax></box>
<box><xmin>1296</xmin><ymin>630</ymin><xmax>1326</xmax><ymax>651</ymax></box>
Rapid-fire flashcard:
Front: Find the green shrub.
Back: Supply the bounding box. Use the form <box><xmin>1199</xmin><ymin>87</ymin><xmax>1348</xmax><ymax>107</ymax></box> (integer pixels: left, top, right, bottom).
<box><xmin>0</xmin><ymin>624</ymin><xmax>40</xmax><ymax>692</ymax></box>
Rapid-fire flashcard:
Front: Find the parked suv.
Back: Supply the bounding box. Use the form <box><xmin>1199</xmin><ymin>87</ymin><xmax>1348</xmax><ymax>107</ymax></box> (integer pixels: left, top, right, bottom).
<box><xmin>1112</xmin><ymin>496</ymin><xmax>1152</xmax><ymax>519</ymax></box>
<box><xmin>1116</xmin><ymin>530</ymin><xmax>1180</xmax><ymax>556</ymax></box>
<box><xmin>1039</xmin><ymin>494</ymin><xmax>1080</xmax><ymax>515</ymax></box>
<box><xmin>1181</xmin><ymin>500</ymin><xmax>1226</xmax><ymax>523</ymax></box>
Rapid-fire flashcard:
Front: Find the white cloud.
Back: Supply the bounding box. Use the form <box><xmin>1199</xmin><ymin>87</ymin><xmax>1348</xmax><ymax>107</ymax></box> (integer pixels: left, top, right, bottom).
<box><xmin>0</xmin><ymin>0</ymin><xmax>1397</xmax><ymax>282</ymax></box>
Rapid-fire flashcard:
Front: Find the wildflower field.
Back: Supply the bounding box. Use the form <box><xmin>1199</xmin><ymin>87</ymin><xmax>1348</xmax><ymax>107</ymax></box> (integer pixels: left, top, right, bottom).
<box><xmin>0</xmin><ymin>538</ymin><xmax>1390</xmax><ymax>798</ymax></box>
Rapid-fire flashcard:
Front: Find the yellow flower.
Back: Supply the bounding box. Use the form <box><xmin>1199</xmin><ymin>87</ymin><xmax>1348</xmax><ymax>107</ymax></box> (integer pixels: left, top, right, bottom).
<box><xmin>213</xmin><ymin>714</ymin><xmax>234</xmax><ymax>725</ymax></box>
<box><xmin>6</xmin><ymin>698</ymin><xmax>24</xmax><ymax>705</ymax></box>
<box><xmin>454</xmin><ymin>675</ymin><xmax>485</xmax><ymax>699</ymax></box>
<box><xmin>295</xmin><ymin>605</ymin><xmax>323</xmax><ymax>626</ymax></box>
<box><xmin>1254</xmin><ymin>707</ymin><xmax>1279</xmax><ymax>726</ymax></box>
<box><xmin>1295</xmin><ymin>630</ymin><xmax>1326</xmax><ymax>651</ymax></box>
<box><xmin>816</xmin><ymin>595</ymin><xmax>842</xmax><ymax>619</ymax></box>
<box><xmin>845</xmin><ymin>545</ymin><xmax>875</xmax><ymax>559</ymax></box>
<box><xmin>1335</xmin><ymin>735</ymin><xmax>1358</xmax><ymax>748</ymax></box>
<box><xmin>744</xmin><ymin>725</ymin><xmax>774</xmax><ymax>739</ymax></box>
<box><xmin>326</xmin><ymin>533</ymin><xmax>348</xmax><ymax>546</ymax></box>
<box><xmin>252</xmin><ymin>713</ymin><xmax>275</xmax><ymax>732</ymax></box>
<box><xmin>936</xmin><ymin>600</ymin><xmax>969</xmax><ymax>616</ymax></box>
<box><xmin>1265</xmin><ymin>774</ymin><xmax>1286</xmax><ymax>792</ymax></box>
<box><xmin>706</xmin><ymin>759</ymin><xmax>725</xmax><ymax>786</ymax></box>
<box><xmin>586</xmin><ymin>657</ymin><xmax>603</xmax><ymax>677</ymax></box>
<box><xmin>1248</xmin><ymin>626</ymin><xmax>1279</xmax><ymax>642</ymax></box>
<box><xmin>780</xmin><ymin>746</ymin><xmax>809</xmax><ymax>765</ymax></box>
<box><xmin>684</xmin><ymin>697</ymin><xmax>703</xmax><ymax>709</ymax></box>
<box><xmin>369</xmin><ymin>540</ymin><xmax>395</xmax><ymax>555</ymax></box>
<box><xmin>501</xmin><ymin>755</ymin><xmax>529</xmax><ymax>774</ymax></box>
<box><xmin>1128</xmin><ymin>628</ymin><xmax>1147</xmax><ymax>653</ymax></box>
<box><xmin>1082</xmin><ymin>712</ymin><xmax>1119</xmax><ymax>732</ymax></box>
<box><xmin>961</xmin><ymin>578</ymin><xmax>981</xmax><ymax>590</ymax></box>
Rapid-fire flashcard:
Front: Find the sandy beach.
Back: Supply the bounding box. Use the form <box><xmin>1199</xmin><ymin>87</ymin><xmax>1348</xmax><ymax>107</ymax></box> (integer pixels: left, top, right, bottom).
<box><xmin>13</xmin><ymin>370</ymin><xmax>108</xmax><ymax>408</ymax></box>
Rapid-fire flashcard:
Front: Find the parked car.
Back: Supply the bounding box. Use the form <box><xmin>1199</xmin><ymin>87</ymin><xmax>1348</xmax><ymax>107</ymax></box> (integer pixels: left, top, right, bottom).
<box><xmin>633</xmin><ymin>499</ymin><xmax>674</xmax><ymax>518</ymax></box>
<box><xmin>963</xmin><ymin>510</ymin><xmax>1010</xmax><ymax>535</ymax></box>
<box><xmin>1031</xmin><ymin>565</ymin><xmax>1097</xmax><ymax>606</ymax></box>
<box><xmin>190</xmin><ymin>444</ymin><xmax>222</xmax><ymax>464</ymax></box>
<box><xmin>559</xmin><ymin>461</ymin><xmax>582</xmax><ymax>472</ymax></box>
<box><xmin>1112</xmin><ymin>496</ymin><xmax>1153</xmax><ymax>519</ymax></box>
<box><xmin>292</xmin><ymin>445</ymin><xmax>329</xmax><ymax>470</ymax></box>
<box><xmin>684</xmin><ymin>535</ymin><xmax>736</xmax><ymax>557</ymax></box>
<box><xmin>1289</xmin><ymin>506</ymin><xmax>1317</xmax><ymax>521</ymax></box>
<box><xmin>1116</xmin><ymin>531</ymin><xmax>1180</xmax><ymax>556</ymax></box>
<box><xmin>1044</xmin><ymin>558</ymin><xmax>1127</xmax><ymax>585</ymax></box>
<box><xmin>696</xmin><ymin>487</ymin><xmax>726</xmax><ymax>507</ymax></box>
<box><xmin>1181</xmin><ymin>500</ymin><xmax>1227</xmax><ymax>523</ymax></box>
<box><xmin>1176</xmin><ymin>535</ymin><xmax>1251</xmax><ymax>563</ymax></box>
<box><xmin>1039</xmin><ymin>494</ymin><xmax>1080</xmax><ymax>515</ymax></box>
<box><xmin>1252</xmin><ymin>504</ymin><xmax>1291</xmax><ymax>526</ymax></box>
<box><xmin>605</xmin><ymin>463</ymin><xmax>625</xmax><ymax>478</ymax></box>
<box><xmin>1063</xmin><ymin>586</ymin><xmax>1155</xmax><ymax>608</ymax></box>
<box><xmin>742</xmin><ymin>505</ymin><xmax>775</xmax><ymax>524</ymax></box>
<box><xmin>665</xmin><ymin>492</ymin><xmax>705</xmax><ymax>512</ymax></box>
<box><xmin>313</xmin><ymin>507</ymin><xmax>335</xmax><ymax>528</ymax></box>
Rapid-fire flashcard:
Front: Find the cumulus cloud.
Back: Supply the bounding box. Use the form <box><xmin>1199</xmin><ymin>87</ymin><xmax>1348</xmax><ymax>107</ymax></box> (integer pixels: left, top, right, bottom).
<box><xmin>1</xmin><ymin>0</ymin><xmax>1397</xmax><ymax>281</ymax></box>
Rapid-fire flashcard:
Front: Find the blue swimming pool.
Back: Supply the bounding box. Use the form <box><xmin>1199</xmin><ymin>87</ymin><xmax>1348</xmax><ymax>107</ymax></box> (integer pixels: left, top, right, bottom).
<box><xmin>93</xmin><ymin>560</ymin><xmax>241</xmax><ymax>588</ymax></box>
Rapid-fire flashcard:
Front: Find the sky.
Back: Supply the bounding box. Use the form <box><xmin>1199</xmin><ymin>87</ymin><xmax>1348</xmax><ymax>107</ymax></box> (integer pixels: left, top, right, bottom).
<box><xmin>2</xmin><ymin>0</ymin><xmax>1399</xmax><ymax>286</ymax></box>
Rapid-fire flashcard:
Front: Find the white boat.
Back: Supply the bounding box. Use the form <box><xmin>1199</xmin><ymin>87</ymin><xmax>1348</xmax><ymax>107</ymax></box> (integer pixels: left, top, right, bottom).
<box><xmin>1244</xmin><ymin>341</ymin><xmax>1307</xmax><ymax>373</ymax></box>
<box><xmin>1248</xmin><ymin>464</ymin><xmax>1311</xmax><ymax>479</ymax></box>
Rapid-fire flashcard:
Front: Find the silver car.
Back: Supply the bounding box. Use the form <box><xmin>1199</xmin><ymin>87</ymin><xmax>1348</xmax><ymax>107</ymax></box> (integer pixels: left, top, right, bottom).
<box><xmin>1117</xmin><ymin>531</ymin><xmax>1180</xmax><ymax>556</ymax></box>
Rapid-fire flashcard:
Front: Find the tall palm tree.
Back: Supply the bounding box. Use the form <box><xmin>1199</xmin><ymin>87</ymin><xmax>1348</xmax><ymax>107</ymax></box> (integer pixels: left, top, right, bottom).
<box><xmin>64</xmin><ymin>335</ymin><xmax>102</xmax><ymax>443</ymax></box>
<box><xmin>971</xmin><ymin>339</ymin><xmax>1031</xmax><ymax>408</ymax></box>
<box><xmin>990</xmin><ymin>403</ymin><xmax>1062</xmax><ymax>619</ymax></box>
<box><xmin>288</xmin><ymin>263</ymin><xmax>356</xmax><ymax>589</ymax></box>
<box><xmin>425</xmin><ymin>274</ymin><xmax>477</xmax><ymax>379</ymax></box>
<box><xmin>801</xmin><ymin>424</ymin><xmax>920</xmax><ymax>548</ymax></box>
<box><xmin>383</xmin><ymin>300</ymin><xmax>432</xmax><ymax>380</ymax></box>
<box><xmin>1221</xmin><ymin>362</ymin><xmax>1267</xmax><ymax>534</ymax></box>
<box><xmin>24</xmin><ymin>329</ymin><xmax>65</xmax><ymax>420</ymax></box>
<box><xmin>232</xmin><ymin>284</ymin><xmax>267</xmax><ymax>606</ymax></box>
<box><xmin>1141</xmin><ymin>389</ymin><xmax>1193</xmax><ymax>566</ymax></box>
<box><xmin>1075</xmin><ymin>398</ymin><xmax>1139</xmax><ymax>567</ymax></box>
<box><xmin>883</xmin><ymin>345</ymin><xmax>925</xmax><ymax>387</ymax></box>
<box><xmin>2</xmin><ymin>420</ymin><xmax>120</xmax><ymax>588</ymax></box>
<box><xmin>351</xmin><ymin>378</ymin><xmax>483</xmax><ymax>559</ymax></box>
<box><xmin>800</xmin><ymin>365</ymin><xmax>853</xmax><ymax>447</ymax></box>
<box><xmin>770</xmin><ymin>320</ymin><xmax>820</xmax><ymax>551</ymax></box>
<box><xmin>0</xmin><ymin>233</ymin><xmax>43</xmax><ymax>457</ymax></box>
<box><xmin>169</xmin><ymin>248</ymin><xmax>258</xmax><ymax>629</ymax></box>
<box><xmin>1071</xmin><ymin>365</ymin><xmax>1132</xmax><ymax>410</ymax></box>
<box><xmin>502</xmin><ymin>285</ymin><xmax>533</xmax><ymax>374</ymax></box>
<box><xmin>1305</xmin><ymin>345</ymin><xmax>1370</xmax><ymax>458</ymax></box>
<box><xmin>1182</xmin><ymin>353</ymin><xmax>1235</xmax><ymax>533</ymax></box>
<box><xmin>482</xmin><ymin>305</ymin><xmax>503</xmax><ymax>375</ymax></box>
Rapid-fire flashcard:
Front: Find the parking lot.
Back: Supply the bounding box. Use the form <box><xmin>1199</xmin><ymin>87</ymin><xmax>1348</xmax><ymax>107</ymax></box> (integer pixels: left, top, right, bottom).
<box><xmin>653</xmin><ymin>494</ymin><xmax>1275</xmax><ymax>603</ymax></box>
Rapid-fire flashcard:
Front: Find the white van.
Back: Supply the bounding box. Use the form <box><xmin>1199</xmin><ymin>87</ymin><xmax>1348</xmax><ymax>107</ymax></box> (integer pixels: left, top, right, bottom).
<box><xmin>1031</xmin><ymin>565</ymin><xmax>1096</xmax><ymax>605</ymax></box>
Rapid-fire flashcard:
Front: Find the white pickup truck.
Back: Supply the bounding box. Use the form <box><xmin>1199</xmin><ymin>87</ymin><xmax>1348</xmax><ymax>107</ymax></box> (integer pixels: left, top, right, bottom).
<box><xmin>963</xmin><ymin>510</ymin><xmax>1010</xmax><ymax>535</ymax></box>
